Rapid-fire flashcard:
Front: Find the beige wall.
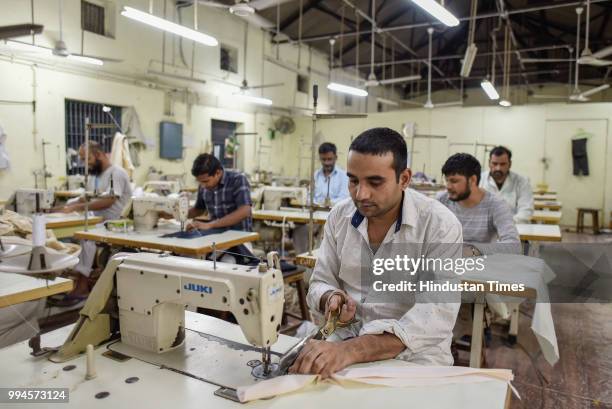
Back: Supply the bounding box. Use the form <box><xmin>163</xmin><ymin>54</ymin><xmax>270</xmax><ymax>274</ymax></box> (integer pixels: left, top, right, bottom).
<box><xmin>277</xmin><ymin>103</ymin><xmax>612</xmax><ymax>227</ymax></box>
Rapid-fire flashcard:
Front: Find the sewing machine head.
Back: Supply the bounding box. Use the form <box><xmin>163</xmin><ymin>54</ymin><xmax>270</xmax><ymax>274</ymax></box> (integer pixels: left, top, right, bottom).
<box><xmin>142</xmin><ymin>180</ymin><xmax>181</xmax><ymax>196</ymax></box>
<box><xmin>131</xmin><ymin>195</ymin><xmax>188</xmax><ymax>231</ymax></box>
<box><xmin>52</xmin><ymin>252</ymin><xmax>285</xmax><ymax>378</ymax></box>
<box><xmin>7</xmin><ymin>188</ymin><xmax>54</xmax><ymax>216</ymax></box>
<box><xmin>262</xmin><ymin>186</ymin><xmax>307</xmax><ymax>210</ymax></box>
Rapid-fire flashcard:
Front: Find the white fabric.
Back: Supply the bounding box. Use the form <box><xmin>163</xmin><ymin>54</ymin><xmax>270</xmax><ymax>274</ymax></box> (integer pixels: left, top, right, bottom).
<box><xmin>462</xmin><ymin>253</ymin><xmax>559</xmax><ymax>365</ymax></box>
<box><xmin>110</xmin><ymin>132</ymin><xmax>135</xmax><ymax>178</ymax></box>
<box><xmin>480</xmin><ymin>171</ymin><xmax>534</xmax><ymax>224</ymax></box>
<box><xmin>307</xmin><ymin>189</ymin><xmax>463</xmax><ymax>366</ymax></box>
<box><xmin>0</xmin><ymin>124</ymin><xmax>10</xmax><ymax>170</ymax></box>
<box><xmin>237</xmin><ymin>365</ymin><xmax>515</xmax><ymax>402</ymax></box>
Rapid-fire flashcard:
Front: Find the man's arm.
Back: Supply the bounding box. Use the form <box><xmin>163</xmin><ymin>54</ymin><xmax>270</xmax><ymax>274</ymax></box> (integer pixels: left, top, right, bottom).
<box><xmin>188</xmin><ymin>207</ymin><xmax>205</xmax><ymax>219</ymax></box>
<box><xmin>514</xmin><ymin>177</ymin><xmax>534</xmax><ymax>224</ymax></box>
<box><xmin>472</xmin><ymin>199</ymin><xmax>521</xmax><ymax>255</ymax></box>
<box><xmin>289</xmin><ymin>333</ymin><xmax>405</xmax><ymax>379</ymax></box>
<box><xmin>63</xmin><ymin>197</ymin><xmax>116</xmax><ymax>212</ymax></box>
<box><xmin>191</xmin><ymin>204</ymin><xmax>250</xmax><ymax>230</ymax></box>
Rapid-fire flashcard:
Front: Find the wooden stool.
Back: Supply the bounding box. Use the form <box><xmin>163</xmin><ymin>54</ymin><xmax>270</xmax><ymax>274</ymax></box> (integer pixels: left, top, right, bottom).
<box><xmin>281</xmin><ymin>267</ymin><xmax>311</xmax><ymax>333</ymax></box>
<box><xmin>577</xmin><ymin>208</ymin><xmax>601</xmax><ymax>234</ymax></box>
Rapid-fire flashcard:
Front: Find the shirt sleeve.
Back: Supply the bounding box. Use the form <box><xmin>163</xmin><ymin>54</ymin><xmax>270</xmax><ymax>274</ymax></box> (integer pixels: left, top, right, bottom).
<box><xmin>194</xmin><ymin>187</ymin><xmax>206</xmax><ymax>211</ymax></box>
<box><xmin>111</xmin><ymin>169</ymin><xmax>131</xmax><ymax>199</ymax></box>
<box><xmin>330</xmin><ymin>172</ymin><xmax>350</xmax><ymax>204</ymax></box>
<box><xmin>359</xmin><ymin>208</ymin><xmax>463</xmax><ymax>366</ymax></box>
<box><xmin>306</xmin><ymin>209</ymin><xmax>342</xmax><ymax>313</ymax></box>
<box><xmin>472</xmin><ymin>198</ymin><xmax>522</xmax><ymax>255</ymax></box>
<box><xmin>232</xmin><ymin>174</ymin><xmax>252</xmax><ymax>207</ymax></box>
<box><xmin>513</xmin><ymin>176</ymin><xmax>534</xmax><ymax>224</ymax></box>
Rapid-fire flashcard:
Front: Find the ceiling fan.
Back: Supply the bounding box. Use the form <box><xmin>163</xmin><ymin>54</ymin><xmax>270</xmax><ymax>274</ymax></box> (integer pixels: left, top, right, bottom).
<box><xmin>197</xmin><ymin>0</ymin><xmax>292</xmax><ymax>29</ymax></box>
<box><xmin>2</xmin><ymin>0</ymin><xmax>120</xmax><ymax>65</ymax></box>
<box><xmin>578</xmin><ymin>0</ymin><xmax>612</xmax><ymax>67</ymax></box>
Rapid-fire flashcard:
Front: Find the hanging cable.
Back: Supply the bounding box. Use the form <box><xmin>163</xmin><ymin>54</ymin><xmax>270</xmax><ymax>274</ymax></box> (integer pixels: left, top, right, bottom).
<box><xmin>297</xmin><ymin>0</ymin><xmax>303</xmax><ymax>68</ymax></box>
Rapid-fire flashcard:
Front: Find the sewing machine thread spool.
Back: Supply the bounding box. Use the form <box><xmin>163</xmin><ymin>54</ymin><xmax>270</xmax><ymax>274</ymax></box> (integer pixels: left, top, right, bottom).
<box><xmin>31</xmin><ymin>214</ymin><xmax>46</xmax><ymax>247</ymax></box>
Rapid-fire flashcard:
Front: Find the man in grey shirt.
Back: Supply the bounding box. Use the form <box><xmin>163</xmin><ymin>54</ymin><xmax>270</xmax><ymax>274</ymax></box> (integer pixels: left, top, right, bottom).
<box><xmin>437</xmin><ymin>153</ymin><xmax>521</xmax><ymax>256</ymax></box>
<box><xmin>55</xmin><ymin>141</ymin><xmax>132</xmax><ymax>303</ymax></box>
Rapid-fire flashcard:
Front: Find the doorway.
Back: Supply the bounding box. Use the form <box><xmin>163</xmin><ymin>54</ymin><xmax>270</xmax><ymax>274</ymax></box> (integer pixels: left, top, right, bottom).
<box><xmin>211</xmin><ymin>119</ymin><xmax>238</xmax><ymax>169</ymax></box>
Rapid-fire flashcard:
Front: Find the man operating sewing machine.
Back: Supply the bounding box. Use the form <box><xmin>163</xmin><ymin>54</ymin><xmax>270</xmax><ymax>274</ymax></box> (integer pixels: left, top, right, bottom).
<box><xmin>185</xmin><ymin>153</ymin><xmax>252</xmax><ymax>232</ymax></box>
<box><xmin>290</xmin><ymin>128</ymin><xmax>462</xmax><ymax>378</ymax></box>
<box><xmin>53</xmin><ymin>141</ymin><xmax>132</xmax><ymax>305</ymax></box>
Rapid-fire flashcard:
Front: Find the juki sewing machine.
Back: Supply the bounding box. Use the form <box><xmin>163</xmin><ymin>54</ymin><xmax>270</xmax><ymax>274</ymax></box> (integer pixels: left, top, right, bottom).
<box><xmin>50</xmin><ymin>252</ymin><xmax>285</xmax><ymax>380</ymax></box>
<box><xmin>142</xmin><ymin>180</ymin><xmax>181</xmax><ymax>196</ymax></box>
<box><xmin>261</xmin><ymin>186</ymin><xmax>308</xmax><ymax>210</ymax></box>
<box><xmin>5</xmin><ymin>188</ymin><xmax>54</xmax><ymax>217</ymax></box>
<box><xmin>124</xmin><ymin>196</ymin><xmax>189</xmax><ymax>231</ymax></box>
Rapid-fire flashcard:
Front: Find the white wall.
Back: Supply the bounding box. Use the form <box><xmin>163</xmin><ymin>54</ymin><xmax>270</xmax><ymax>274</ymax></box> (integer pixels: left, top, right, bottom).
<box><xmin>276</xmin><ymin>103</ymin><xmax>612</xmax><ymax>227</ymax></box>
<box><xmin>0</xmin><ymin>0</ymin><xmax>390</xmax><ymax>198</ymax></box>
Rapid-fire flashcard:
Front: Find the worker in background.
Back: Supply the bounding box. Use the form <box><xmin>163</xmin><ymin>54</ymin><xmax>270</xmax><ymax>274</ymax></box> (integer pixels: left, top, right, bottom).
<box><xmin>293</xmin><ymin>143</ymin><xmax>350</xmax><ymax>254</ymax></box>
<box><xmin>437</xmin><ymin>153</ymin><xmax>521</xmax><ymax>256</ymax></box>
<box><xmin>291</xmin><ymin>128</ymin><xmax>462</xmax><ymax>378</ymax></box>
<box><xmin>53</xmin><ymin>141</ymin><xmax>132</xmax><ymax>305</ymax></box>
<box><xmin>313</xmin><ymin>142</ymin><xmax>349</xmax><ymax>206</ymax></box>
<box><xmin>186</xmin><ymin>153</ymin><xmax>252</xmax><ymax>232</ymax></box>
<box><xmin>479</xmin><ymin>146</ymin><xmax>534</xmax><ymax>224</ymax></box>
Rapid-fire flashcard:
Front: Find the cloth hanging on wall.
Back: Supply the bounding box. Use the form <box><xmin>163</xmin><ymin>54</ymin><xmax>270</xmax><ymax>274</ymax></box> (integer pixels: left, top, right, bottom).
<box><xmin>572</xmin><ymin>136</ymin><xmax>589</xmax><ymax>176</ymax></box>
<box><xmin>110</xmin><ymin>132</ymin><xmax>136</xmax><ymax>178</ymax></box>
<box><xmin>0</xmin><ymin>124</ymin><xmax>10</xmax><ymax>170</ymax></box>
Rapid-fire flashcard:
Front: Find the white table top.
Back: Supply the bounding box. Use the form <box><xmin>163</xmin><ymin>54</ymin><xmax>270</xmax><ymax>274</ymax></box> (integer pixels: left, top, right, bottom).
<box><xmin>516</xmin><ymin>223</ymin><xmax>562</xmax><ymax>242</ymax></box>
<box><xmin>0</xmin><ymin>273</ymin><xmax>73</xmax><ymax>307</ymax></box>
<box><xmin>530</xmin><ymin>210</ymin><xmax>562</xmax><ymax>223</ymax></box>
<box><xmin>0</xmin><ymin>312</ymin><xmax>510</xmax><ymax>409</ymax></box>
<box><xmin>252</xmin><ymin>209</ymin><xmax>330</xmax><ymax>224</ymax></box>
<box><xmin>533</xmin><ymin>193</ymin><xmax>557</xmax><ymax>201</ymax></box>
<box><xmin>73</xmin><ymin>226</ymin><xmax>259</xmax><ymax>257</ymax></box>
<box><xmin>44</xmin><ymin>213</ymin><xmax>103</xmax><ymax>229</ymax></box>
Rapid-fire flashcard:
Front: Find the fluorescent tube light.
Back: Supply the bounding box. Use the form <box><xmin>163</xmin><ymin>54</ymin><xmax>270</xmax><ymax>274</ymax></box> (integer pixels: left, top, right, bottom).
<box><xmin>461</xmin><ymin>43</ymin><xmax>477</xmax><ymax>77</ymax></box>
<box><xmin>234</xmin><ymin>93</ymin><xmax>273</xmax><ymax>106</ymax></box>
<box><xmin>499</xmin><ymin>99</ymin><xmax>512</xmax><ymax>107</ymax></box>
<box><xmin>121</xmin><ymin>6</ymin><xmax>218</xmax><ymax>47</ymax></box>
<box><xmin>411</xmin><ymin>0</ymin><xmax>460</xmax><ymax>27</ymax></box>
<box><xmin>480</xmin><ymin>79</ymin><xmax>500</xmax><ymax>100</ymax></box>
<box><xmin>327</xmin><ymin>82</ymin><xmax>368</xmax><ymax>97</ymax></box>
<box><xmin>67</xmin><ymin>54</ymin><xmax>104</xmax><ymax>66</ymax></box>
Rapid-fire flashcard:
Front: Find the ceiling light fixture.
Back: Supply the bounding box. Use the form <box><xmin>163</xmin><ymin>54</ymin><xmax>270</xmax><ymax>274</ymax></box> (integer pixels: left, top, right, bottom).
<box><xmin>234</xmin><ymin>93</ymin><xmax>273</xmax><ymax>106</ymax></box>
<box><xmin>411</xmin><ymin>0</ymin><xmax>460</xmax><ymax>27</ymax></box>
<box><xmin>480</xmin><ymin>79</ymin><xmax>500</xmax><ymax>100</ymax></box>
<box><xmin>327</xmin><ymin>82</ymin><xmax>368</xmax><ymax>97</ymax></box>
<box><xmin>121</xmin><ymin>6</ymin><xmax>218</xmax><ymax>47</ymax></box>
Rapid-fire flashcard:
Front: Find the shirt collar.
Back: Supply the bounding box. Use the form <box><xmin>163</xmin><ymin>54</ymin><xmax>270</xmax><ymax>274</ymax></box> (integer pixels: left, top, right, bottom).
<box><xmin>350</xmin><ymin>190</ymin><xmax>413</xmax><ymax>233</ymax></box>
<box><xmin>218</xmin><ymin>169</ymin><xmax>228</xmax><ymax>187</ymax></box>
<box><xmin>316</xmin><ymin>167</ymin><xmax>338</xmax><ymax>178</ymax></box>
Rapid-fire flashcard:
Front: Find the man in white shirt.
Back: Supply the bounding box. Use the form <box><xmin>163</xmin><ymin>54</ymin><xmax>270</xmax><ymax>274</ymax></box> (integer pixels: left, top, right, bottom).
<box><xmin>55</xmin><ymin>141</ymin><xmax>132</xmax><ymax>303</ymax></box>
<box><xmin>479</xmin><ymin>146</ymin><xmax>533</xmax><ymax>224</ymax></box>
<box><xmin>290</xmin><ymin>128</ymin><xmax>462</xmax><ymax>378</ymax></box>
<box><xmin>313</xmin><ymin>142</ymin><xmax>349</xmax><ymax>206</ymax></box>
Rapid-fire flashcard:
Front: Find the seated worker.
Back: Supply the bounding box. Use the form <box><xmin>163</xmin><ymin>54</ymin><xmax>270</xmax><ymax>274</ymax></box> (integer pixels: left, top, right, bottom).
<box><xmin>313</xmin><ymin>142</ymin><xmax>350</xmax><ymax>206</ymax></box>
<box><xmin>438</xmin><ymin>153</ymin><xmax>521</xmax><ymax>256</ymax></box>
<box><xmin>290</xmin><ymin>128</ymin><xmax>463</xmax><ymax>378</ymax></box>
<box><xmin>293</xmin><ymin>142</ymin><xmax>350</xmax><ymax>254</ymax></box>
<box><xmin>186</xmin><ymin>153</ymin><xmax>252</xmax><ymax>232</ymax></box>
<box><xmin>54</xmin><ymin>141</ymin><xmax>132</xmax><ymax>305</ymax></box>
<box><xmin>479</xmin><ymin>146</ymin><xmax>534</xmax><ymax>224</ymax></box>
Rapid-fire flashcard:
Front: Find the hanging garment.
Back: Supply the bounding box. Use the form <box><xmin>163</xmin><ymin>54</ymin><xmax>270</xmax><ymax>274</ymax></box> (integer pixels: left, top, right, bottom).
<box><xmin>110</xmin><ymin>132</ymin><xmax>136</xmax><ymax>178</ymax></box>
<box><xmin>0</xmin><ymin>124</ymin><xmax>10</xmax><ymax>170</ymax></box>
<box><xmin>572</xmin><ymin>138</ymin><xmax>589</xmax><ymax>176</ymax></box>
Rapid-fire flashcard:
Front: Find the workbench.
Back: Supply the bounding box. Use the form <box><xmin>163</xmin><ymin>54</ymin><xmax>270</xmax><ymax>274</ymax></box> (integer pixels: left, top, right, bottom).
<box><xmin>0</xmin><ymin>312</ymin><xmax>512</xmax><ymax>409</ymax></box>
<box><xmin>73</xmin><ymin>226</ymin><xmax>259</xmax><ymax>257</ymax></box>
<box><xmin>252</xmin><ymin>209</ymin><xmax>329</xmax><ymax>225</ymax></box>
<box><xmin>529</xmin><ymin>210</ymin><xmax>562</xmax><ymax>225</ymax></box>
<box><xmin>533</xmin><ymin>193</ymin><xmax>557</xmax><ymax>201</ymax></box>
<box><xmin>0</xmin><ymin>274</ymin><xmax>73</xmax><ymax>308</ymax></box>
<box><xmin>534</xmin><ymin>200</ymin><xmax>562</xmax><ymax>211</ymax></box>
<box><xmin>516</xmin><ymin>224</ymin><xmax>562</xmax><ymax>242</ymax></box>
<box><xmin>45</xmin><ymin>214</ymin><xmax>103</xmax><ymax>239</ymax></box>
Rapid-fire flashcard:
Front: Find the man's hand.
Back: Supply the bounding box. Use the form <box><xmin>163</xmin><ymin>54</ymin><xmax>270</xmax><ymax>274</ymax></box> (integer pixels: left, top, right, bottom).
<box><xmin>157</xmin><ymin>211</ymin><xmax>173</xmax><ymax>219</ymax></box>
<box><xmin>59</xmin><ymin>204</ymin><xmax>79</xmax><ymax>214</ymax></box>
<box><xmin>325</xmin><ymin>291</ymin><xmax>357</xmax><ymax>324</ymax></box>
<box><xmin>288</xmin><ymin>340</ymin><xmax>352</xmax><ymax>379</ymax></box>
<box><xmin>186</xmin><ymin>220</ymin><xmax>214</xmax><ymax>231</ymax></box>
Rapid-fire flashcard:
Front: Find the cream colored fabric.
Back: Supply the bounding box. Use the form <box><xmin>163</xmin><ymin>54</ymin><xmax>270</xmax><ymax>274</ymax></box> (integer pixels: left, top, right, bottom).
<box><xmin>237</xmin><ymin>366</ymin><xmax>515</xmax><ymax>403</ymax></box>
<box><xmin>110</xmin><ymin>132</ymin><xmax>135</xmax><ymax>178</ymax></box>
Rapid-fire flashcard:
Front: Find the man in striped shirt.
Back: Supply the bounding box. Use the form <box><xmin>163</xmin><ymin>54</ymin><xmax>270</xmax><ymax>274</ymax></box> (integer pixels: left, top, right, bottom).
<box><xmin>187</xmin><ymin>153</ymin><xmax>252</xmax><ymax>232</ymax></box>
<box><xmin>437</xmin><ymin>153</ymin><xmax>521</xmax><ymax>256</ymax></box>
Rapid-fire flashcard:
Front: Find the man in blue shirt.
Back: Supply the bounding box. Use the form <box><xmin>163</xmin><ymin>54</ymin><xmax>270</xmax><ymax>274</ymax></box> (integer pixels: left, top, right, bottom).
<box><xmin>313</xmin><ymin>142</ymin><xmax>350</xmax><ymax>206</ymax></box>
<box><xmin>187</xmin><ymin>153</ymin><xmax>252</xmax><ymax>231</ymax></box>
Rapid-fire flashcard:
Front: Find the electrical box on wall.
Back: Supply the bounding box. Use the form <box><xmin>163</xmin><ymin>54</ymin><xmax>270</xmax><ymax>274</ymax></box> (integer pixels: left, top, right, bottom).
<box><xmin>159</xmin><ymin>121</ymin><xmax>183</xmax><ymax>160</ymax></box>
